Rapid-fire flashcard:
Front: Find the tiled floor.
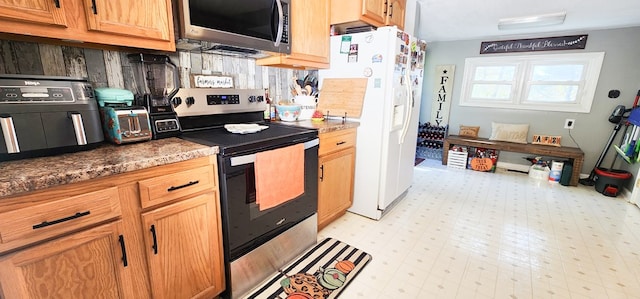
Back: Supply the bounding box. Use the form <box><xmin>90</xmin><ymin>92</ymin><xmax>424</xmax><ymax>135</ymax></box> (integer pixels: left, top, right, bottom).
<box><xmin>318</xmin><ymin>160</ymin><xmax>640</xmax><ymax>298</ymax></box>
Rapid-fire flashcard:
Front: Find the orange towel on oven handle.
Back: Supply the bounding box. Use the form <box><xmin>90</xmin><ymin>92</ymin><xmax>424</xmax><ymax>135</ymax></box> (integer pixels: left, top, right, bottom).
<box><xmin>255</xmin><ymin>143</ymin><xmax>305</xmax><ymax>211</ymax></box>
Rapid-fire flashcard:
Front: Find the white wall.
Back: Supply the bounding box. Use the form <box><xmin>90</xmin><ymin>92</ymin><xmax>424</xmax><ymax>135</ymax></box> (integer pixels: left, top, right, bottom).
<box><xmin>420</xmin><ymin>26</ymin><xmax>640</xmax><ymax>178</ymax></box>
<box><xmin>404</xmin><ymin>0</ymin><xmax>418</xmax><ymax>37</ymax></box>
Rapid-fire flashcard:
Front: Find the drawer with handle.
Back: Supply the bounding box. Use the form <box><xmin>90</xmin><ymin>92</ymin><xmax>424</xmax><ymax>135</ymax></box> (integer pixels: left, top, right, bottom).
<box><xmin>138</xmin><ymin>165</ymin><xmax>216</xmax><ymax>209</ymax></box>
<box><xmin>0</xmin><ymin>187</ymin><xmax>121</xmax><ymax>254</ymax></box>
<box><xmin>318</xmin><ymin>128</ymin><xmax>357</xmax><ymax>156</ymax></box>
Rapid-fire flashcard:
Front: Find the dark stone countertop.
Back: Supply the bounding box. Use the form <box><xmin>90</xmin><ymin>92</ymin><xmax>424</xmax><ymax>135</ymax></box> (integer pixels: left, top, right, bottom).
<box><xmin>0</xmin><ymin>138</ymin><xmax>217</xmax><ymax>198</ymax></box>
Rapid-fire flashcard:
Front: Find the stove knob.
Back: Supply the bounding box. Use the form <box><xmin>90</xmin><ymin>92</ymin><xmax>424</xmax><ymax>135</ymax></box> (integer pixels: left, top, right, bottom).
<box><xmin>171</xmin><ymin>96</ymin><xmax>182</xmax><ymax>108</ymax></box>
<box><xmin>257</xmin><ymin>96</ymin><xmax>264</xmax><ymax>102</ymax></box>
<box><xmin>248</xmin><ymin>96</ymin><xmax>256</xmax><ymax>103</ymax></box>
<box><xmin>186</xmin><ymin>96</ymin><xmax>195</xmax><ymax>106</ymax></box>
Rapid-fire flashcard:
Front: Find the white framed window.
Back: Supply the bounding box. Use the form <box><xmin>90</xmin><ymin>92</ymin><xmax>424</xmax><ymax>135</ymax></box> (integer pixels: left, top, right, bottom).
<box><xmin>459</xmin><ymin>52</ymin><xmax>605</xmax><ymax>113</ymax></box>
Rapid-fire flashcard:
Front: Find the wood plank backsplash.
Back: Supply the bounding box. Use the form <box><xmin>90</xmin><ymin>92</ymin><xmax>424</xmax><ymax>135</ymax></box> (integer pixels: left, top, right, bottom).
<box><xmin>0</xmin><ymin>39</ymin><xmax>315</xmax><ymax>102</ymax></box>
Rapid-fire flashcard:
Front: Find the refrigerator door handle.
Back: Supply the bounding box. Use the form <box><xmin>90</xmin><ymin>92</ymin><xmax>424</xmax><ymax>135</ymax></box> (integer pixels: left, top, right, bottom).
<box><xmin>399</xmin><ymin>72</ymin><xmax>413</xmax><ymax>144</ymax></box>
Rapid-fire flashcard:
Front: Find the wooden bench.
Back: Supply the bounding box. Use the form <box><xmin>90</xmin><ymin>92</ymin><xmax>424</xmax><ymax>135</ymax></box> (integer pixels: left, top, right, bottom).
<box><xmin>442</xmin><ymin>135</ymin><xmax>584</xmax><ymax>186</ymax></box>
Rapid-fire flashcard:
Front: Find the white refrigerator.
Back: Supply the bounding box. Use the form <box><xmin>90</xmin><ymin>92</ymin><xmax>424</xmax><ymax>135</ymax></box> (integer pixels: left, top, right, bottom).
<box><xmin>318</xmin><ymin>26</ymin><xmax>426</xmax><ymax>220</ymax></box>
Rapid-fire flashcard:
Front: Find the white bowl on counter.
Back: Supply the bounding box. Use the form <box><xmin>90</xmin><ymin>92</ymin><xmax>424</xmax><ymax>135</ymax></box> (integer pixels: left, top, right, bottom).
<box><xmin>275</xmin><ymin>104</ymin><xmax>302</xmax><ymax>121</ymax></box>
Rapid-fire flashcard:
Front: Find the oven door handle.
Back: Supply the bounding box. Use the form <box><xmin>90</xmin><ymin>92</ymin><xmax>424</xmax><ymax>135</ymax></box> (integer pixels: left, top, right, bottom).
<box><xmin>230</xmin><ymin>138</ymin><xmax>319</xmax><ymax>166</ymax></box>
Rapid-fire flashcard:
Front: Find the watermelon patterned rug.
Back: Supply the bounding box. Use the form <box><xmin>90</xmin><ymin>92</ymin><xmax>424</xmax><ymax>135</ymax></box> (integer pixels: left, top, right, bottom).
<box><xmin>242</xmin><ymin>238</ymin><xmax>372</xmax><ymax>299</ymax></box>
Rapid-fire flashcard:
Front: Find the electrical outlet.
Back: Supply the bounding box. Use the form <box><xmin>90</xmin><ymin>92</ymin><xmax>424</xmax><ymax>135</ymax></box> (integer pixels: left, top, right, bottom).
<box><xmin>564</xmin><ymin>119</ymin><xmax>575</xmax><ymax>129</ymax></box>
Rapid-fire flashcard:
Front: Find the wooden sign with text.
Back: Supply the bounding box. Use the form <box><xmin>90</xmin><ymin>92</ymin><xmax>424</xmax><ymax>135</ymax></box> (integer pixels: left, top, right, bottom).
<box><xmin>191</xmin><ymin>74</ymin><xmax>234</xmax><ymax>88</ymax></box>
<box><xmin>430</xmin><ymin>65</ymin><xmax>455</xmax><ymax>126</ymax></box>
<box><xmin>532</xmin><ymin>135</ymin><xmax>562</xmax><ymax>147</ymax></box>
<box><xmin>470</xmin><ymin>157</ymin><xmax>494</xmax><ymax>172</ymax></box>
<box><xmin>480</xmin><ymin>35</ymin><xmax>588</xmax><ymax>54</ymax></box>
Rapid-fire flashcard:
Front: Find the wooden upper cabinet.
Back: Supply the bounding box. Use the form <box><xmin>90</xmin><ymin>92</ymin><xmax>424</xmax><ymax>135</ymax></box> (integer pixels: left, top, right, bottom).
<box><xmin>386</xmin><ymin>0</ymin><xmax>405</xmax><ymax>28</ymax></box>
<box><xmin>0</xmin><ymin>0</ymin><xmax>175</xmax><ymax>51</ymax></box>
<box><xmin>290</xmin><ymin>0</ymin><xmax>330</xmax><ymax>65</ymax></box>
<box><xmin>361</xmin><ymin>0</ymin><xmax>386</xmax><ymax>25</ymax></box>
<box><xmin>83</xmin><ymin>0</ymin><xmax>171</xmax><ymax>41</ymax></box>
<box><xmin>331</xmin><ymin>0</ymin><xmax>405</xmax><ymax>31</ymax></box>
<box><xmin>256</xmin><ymin>0</ymin><xmax>330</xmax><ymax>70</ymax></box>
<box><xmin>0</xmin><ymin>0</ymin><xmax>67</xmax><ymax>26</ymax></box>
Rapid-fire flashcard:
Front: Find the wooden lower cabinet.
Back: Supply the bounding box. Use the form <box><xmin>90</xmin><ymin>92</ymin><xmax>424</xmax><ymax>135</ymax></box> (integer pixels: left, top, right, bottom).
<box><xmin>0</xmin><ymin>221</ymin><xmax>131</xmax><ymax>298</ymax></box>
<box><xmin>142</xmin><ymin>192</ymin><xmax>224</xmax><ymax>299</ymax></box>
<box><xmin>0</xmin><ymin>156</ymin><xmax>225</xmax><ymax>299</ymax></box>
<box><xmin>318</xmin><ymin>147</ymin><xmax>356</xmax><ymax>229</ymax></box>
<box><xmin>317</xmin><ymin>128</ymin><xmax>357</xmax><ymax>230</ymax></box>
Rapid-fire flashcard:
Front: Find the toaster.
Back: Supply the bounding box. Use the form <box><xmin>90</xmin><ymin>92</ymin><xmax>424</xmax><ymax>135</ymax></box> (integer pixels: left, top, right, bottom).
<box><xmin>95</xmin><ymin>88</ymin><xmax>152</xmax><ymax>144</ymax></box>
<box><xmin>100</xmin><ymin>107</ymin><xmax>152</xmax><ymax>144</ymax></box>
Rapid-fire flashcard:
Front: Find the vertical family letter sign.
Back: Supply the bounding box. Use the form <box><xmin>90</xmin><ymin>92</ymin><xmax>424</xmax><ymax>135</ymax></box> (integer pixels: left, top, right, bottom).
<box><xmin>430</xmin><ymin>65</ymin><xmax>455</xmax><ymax>126</ymax></box>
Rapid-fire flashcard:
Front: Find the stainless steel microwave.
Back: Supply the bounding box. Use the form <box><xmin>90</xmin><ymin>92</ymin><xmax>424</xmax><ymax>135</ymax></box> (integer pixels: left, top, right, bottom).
<box><xmin>177</xmin><ymin>0</ymin><xmax>291</xmax><ymax>55</ymax></box>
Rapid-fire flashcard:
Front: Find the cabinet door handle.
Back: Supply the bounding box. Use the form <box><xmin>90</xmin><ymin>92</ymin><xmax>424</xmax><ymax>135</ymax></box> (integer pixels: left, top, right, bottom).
<box><xmin>53</xmin><ymin>0</ymin><xmax>60</xmax><ymax>8</ymax></box>
<box><xmin>118</xmin><ymin>235</ymin><xmax>128</xmax><ymax>267</ymax></box>
<box><xmin>383</xmin><ymin>0</ymin><xmax>388</xmax><ymax>15</ymax></box>
<box><xmin>167</xmin><ymin>180</ymin><xmax>199</xmax><ymax>192</ymax></box>
<box><xmin>336</xmin><ymin>141</ymin><xmax>346</xmax><ymax>146</ymax></box>
<box><xmin>90</xmin><ymin>0</ymin><xmax>97</xmax><ymax>14</ymax></box>
<box><xmin>320</xmin><ymin>165</ymin><xmax>324</xmax><ymax>182</ymax></box>
<box><xmin>150</xmin><ymin>224</ymin><xmax>158</xmax><ymax>255</ymax></box>
<box><xmin>32</xmin><ymin>211</ymin><xmax>91</xmax><ymax>229</ymax></box>
<box><xmin>389</xmin><ymin>3</ymin><xmax>394</xmax><ymax>17</ymax></box>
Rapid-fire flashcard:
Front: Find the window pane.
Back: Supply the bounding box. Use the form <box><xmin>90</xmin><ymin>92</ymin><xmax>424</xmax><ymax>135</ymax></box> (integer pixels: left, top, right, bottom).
<box><xmin>531</xmin><ymin>65</ymin><xmax>584</xmax><ymax>81</ymax></box>
<box><xmin>527</xmin><ymin>85</ymin><xmax>578</xmax><ymax>103</ymax></box>
<box><xmin>473</xmin><ymin>66</ymin><xmax>516</xmax><ymax>81</ymax></box>
<box><xmin>460</xmin><ymin>52</ymin><xmax>602</xmax><ymax>112</ymax></box>
<box><xmin>471</xmin><ymin>84</ymin><xmax>512</xmax><ymax>100</ymax></box>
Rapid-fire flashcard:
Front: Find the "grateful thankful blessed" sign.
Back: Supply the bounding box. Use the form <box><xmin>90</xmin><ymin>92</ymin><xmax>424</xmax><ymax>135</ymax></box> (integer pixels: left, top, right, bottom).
<box><xmin>480</xmin><ymin>35</ymin><xmax>588</xmax><ymax>54</ymax></box>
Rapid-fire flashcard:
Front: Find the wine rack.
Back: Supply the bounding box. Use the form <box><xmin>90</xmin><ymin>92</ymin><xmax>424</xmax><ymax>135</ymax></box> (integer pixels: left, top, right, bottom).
<box><xmin>416</xmin><ymin>123</ymin><xmax>448</xmax><ymax>161</ymax></box>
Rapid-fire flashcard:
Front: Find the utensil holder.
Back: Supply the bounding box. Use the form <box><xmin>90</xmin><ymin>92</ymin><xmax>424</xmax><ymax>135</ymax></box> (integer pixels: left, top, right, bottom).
<box><xmin>293</xmin><ymin>95</ymin><xmax>317</xmax><ymax>120</ymax></box>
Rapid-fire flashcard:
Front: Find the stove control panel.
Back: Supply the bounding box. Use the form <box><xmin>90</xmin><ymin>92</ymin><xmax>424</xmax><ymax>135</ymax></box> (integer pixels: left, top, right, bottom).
<box><xmin>172</xmin><ymin>88</ymin><xmax>266</xmax><ymax>117</ymax></box>
<box><xmin>207</xmin><ymin>94</ymin><xmax>240</xmax><ymax>105</ymax></box>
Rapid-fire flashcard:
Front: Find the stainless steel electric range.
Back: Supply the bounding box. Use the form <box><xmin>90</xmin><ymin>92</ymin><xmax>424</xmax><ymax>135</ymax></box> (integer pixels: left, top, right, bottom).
<box><xmin>173</xmin><ymin>88</ymin><xmax>319</xmax><ymax>299</ymax></box>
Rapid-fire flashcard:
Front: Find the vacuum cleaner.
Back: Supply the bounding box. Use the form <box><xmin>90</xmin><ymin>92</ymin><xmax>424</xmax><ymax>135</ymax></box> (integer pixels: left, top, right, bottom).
<box><xmin>579</xmin><ymin>105</ymin><xmax>633</xmax><ymax>197</ymax></box>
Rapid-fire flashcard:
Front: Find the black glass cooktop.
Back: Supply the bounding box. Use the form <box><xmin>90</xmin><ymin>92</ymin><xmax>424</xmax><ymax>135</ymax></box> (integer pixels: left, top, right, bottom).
<box><xmin>178</xmin><ymin>111</ymin><xmax>318</xmax><ymax>156</ymax></box>
<box><xmin>180</xmin><ymin>122</ymin><xmax>317</xmax><ymax>157</ymax></box>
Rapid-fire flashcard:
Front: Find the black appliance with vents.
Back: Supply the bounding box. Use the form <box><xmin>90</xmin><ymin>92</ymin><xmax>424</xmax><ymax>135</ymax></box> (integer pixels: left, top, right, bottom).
<box><xmin>0</xmin><ymin>75</ymin><xmax>103</xmax><ymax>161</ymax></box>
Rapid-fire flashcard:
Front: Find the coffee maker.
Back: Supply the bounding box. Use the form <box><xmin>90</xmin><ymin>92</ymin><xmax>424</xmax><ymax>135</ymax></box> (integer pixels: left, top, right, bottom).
<box><xmin>128</xmin><ymin>53</ymin><xmax>181</xmax><ymax>139</ymax></box>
